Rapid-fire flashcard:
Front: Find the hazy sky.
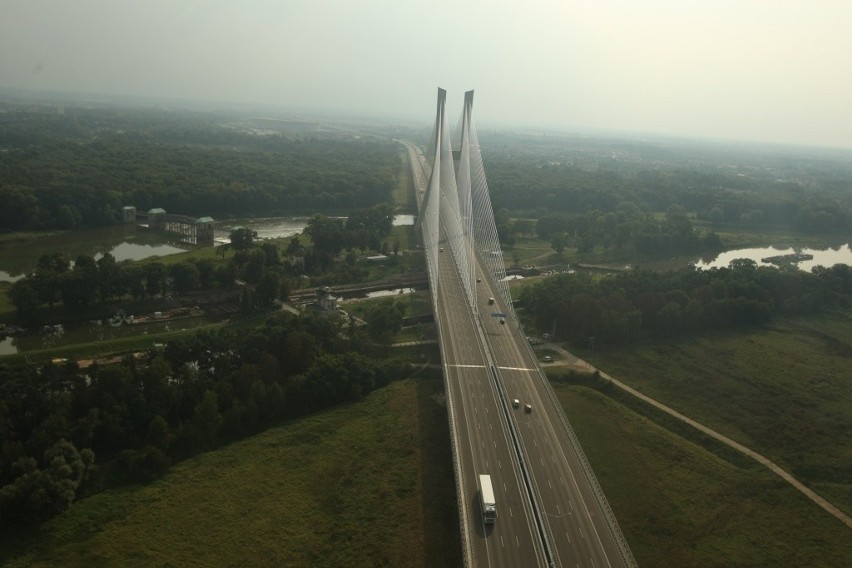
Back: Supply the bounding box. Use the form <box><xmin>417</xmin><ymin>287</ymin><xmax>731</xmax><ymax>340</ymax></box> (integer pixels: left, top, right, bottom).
<box><xmin>3</xmin><ymin>0</ymin><xmax>852</xmax><ymax>148</ymax></box>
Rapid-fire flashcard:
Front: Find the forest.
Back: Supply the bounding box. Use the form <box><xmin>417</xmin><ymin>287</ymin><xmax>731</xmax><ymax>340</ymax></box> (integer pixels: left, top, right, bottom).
<box><xmin>481</xmin><ymin>131</ymin><xmax>852</xmax><ymax>234</ymax></box>
<box><xmin>0</xmin><ymin>310</ymin><xmax>410</xmax><ymax>528</ymax></box>
<box><xmin>0</xmin><ymin>104</ymin><xmax>398</xmax><ymax>231</ymax></box>
<box><xmin>520</xmin><ymin>261</ymin><xmax>852</xmax><ymax>346</ymax></box>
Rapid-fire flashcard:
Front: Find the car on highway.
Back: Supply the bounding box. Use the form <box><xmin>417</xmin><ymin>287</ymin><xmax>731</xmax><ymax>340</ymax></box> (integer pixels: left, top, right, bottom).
<box><xmin>488</xmin><ymin>297</ymin><xmax>495</xmax><ymax>305</ymax></box>
<box><xmin>525</xmin><ymin>403</ymin><xmax>532</xmax><ymax>413</ymax></box>
<box><xmin>500</xmin><ymin>318</ymin><xmax>505</xmax><ymax>325</ymax></box>
<box><xmin>512</xmin><ymin>398</ymin><xmax>520</xmax><ymax>408</ymax></box>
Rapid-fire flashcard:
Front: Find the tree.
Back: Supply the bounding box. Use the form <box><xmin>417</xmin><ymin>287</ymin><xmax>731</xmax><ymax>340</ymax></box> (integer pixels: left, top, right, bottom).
<box><xmin>256</xmin><ymin>270</ymin><xmax>281</xmax><ymax>307</ymax></box>
<box><xmin>96</xmin><ymin>253</ymin><xmax>122</xmax><ymax>302</ymax></box>
<box><xmin>0</xmin><ymin>439</ymin><xmax>94</xmax><ymax>527</ymax></box>
<box><xmin>365</xmin><ymin>300</ymin><xmax>405</xmax><ymax>343</ymax></box>
<box><xmin>304</xmin><ymin>215</ymin><xmax>345</xmax><ymax>262</ymax></box>
<box><xmin>192</xmin><ymin>391</ymin><xmax>221</xmax><ymax>449</ymax></box>
<box><xmin>169</xmin><ymin>262</ymin><xmax>200</xmax><ymax>295</ymax></box>
<box><xmin>551</xmin><ymin>232</ymin><xmax>568</xmax><ymax>255</ymax></box>
<box><xmin>9</xmin><ymin>279</ymin><xmax>40</xmax><ymax>321</ymax></box>
<box><xmin>144</xmin><ymin>263</ymin><xmax>168</xmax><ymax>297</ymax></box>
<box><xmin>229</xmin><ymin>227</ymin><xmax>257</xmax><ymax>251</ymax></box>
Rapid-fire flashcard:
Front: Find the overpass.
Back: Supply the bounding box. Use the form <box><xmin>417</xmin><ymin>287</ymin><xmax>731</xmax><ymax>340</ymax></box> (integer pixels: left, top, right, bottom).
<box><xmin>409</xmin><ymin>89</ymin><xmax>636</xmax><ymax>567</ymax></box>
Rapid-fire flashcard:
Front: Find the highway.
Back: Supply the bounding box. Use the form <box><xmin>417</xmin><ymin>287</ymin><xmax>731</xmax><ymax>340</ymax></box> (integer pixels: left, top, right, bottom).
<box><xmin>404</xmin><ymin>139</ymin><xmax>632</xmax><ymax>567</ymax></box>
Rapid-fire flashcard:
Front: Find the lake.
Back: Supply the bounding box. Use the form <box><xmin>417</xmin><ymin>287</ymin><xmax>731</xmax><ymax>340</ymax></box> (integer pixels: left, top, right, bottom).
<box><xmin>694</xmin><ymin>244</ymin><xmax>852</xmax><ymax>271</ymax></box>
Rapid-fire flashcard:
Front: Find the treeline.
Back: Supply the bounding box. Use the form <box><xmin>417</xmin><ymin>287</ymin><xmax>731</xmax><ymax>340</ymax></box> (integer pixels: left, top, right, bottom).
<box><xmin>0</xmin><ymin>106</ymin><xmax>397</xmax><ymax>231</ymax></box>
<box><xmin>8</xmin><ymin>233</ymin><xmax>296</xmax><ymax>323</ymax></box>
<box><xmin>499</xmin><ymin>203</ymin><xmax>723</xmax><ymax>256</ymax></box>
<box><xmin>0</xmin><ymin>311</ymin><xmax>410</xmax><ymax>528</ymax></box>
<box><xmin>520</xmin><ymin>262</ymin><xmax>852</xmax><ymax>346</ymax></box>
<box><xmin>485</xmin><ymin>156</ymin><xmax>852</xmax><ymax>234</ymax></box>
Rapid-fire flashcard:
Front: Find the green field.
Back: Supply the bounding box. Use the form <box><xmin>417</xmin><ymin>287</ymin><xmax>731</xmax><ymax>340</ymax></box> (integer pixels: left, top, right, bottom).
<box><xmin>556</xmin><ymin>384</ymin><xmax>852</xmax><ymax>567</ymax></box>
<box><xmin>577</xmin><ymin>309</ymin><xmax>852</xmax><ymax>518</ymax></box>
<box><xmin>0</xmin><ymin>378</ymin><xmax>462</xmax><ymax>568</ymax></box>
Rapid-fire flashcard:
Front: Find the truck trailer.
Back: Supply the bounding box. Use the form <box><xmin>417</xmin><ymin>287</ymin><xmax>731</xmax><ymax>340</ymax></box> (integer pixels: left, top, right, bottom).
<box><xmin>479</xmin><ymin>474</ymin><xmax>497</xmax><ymax>524</ymax></box>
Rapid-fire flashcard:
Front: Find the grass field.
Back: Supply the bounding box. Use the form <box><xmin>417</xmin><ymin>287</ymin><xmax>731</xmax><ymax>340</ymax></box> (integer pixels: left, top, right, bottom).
<box><xmin>576</xmin><ymin>308</ymin><xmax>852</xmax><ymax>518</ymax></box>
<box><xmin>556</xmin><ymin>383</ymin><xmax>852</xmax><ymax>567</ymax></box>
<box><xmin>0</xmin><ymin>377</ymin><xmax>462</xmax><ymax>568</ymax></box>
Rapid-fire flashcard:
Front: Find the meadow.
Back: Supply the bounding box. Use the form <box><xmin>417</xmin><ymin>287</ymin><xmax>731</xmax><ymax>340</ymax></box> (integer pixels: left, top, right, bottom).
<box><xmin>575</xmin><ymin>308</ymin><xmax>852</xmax><ymax>518</ymax></box>
<box><xmin>557</xmin><ymin>383</ymin><xmax>852</xmax><ymax>566</ymax></box>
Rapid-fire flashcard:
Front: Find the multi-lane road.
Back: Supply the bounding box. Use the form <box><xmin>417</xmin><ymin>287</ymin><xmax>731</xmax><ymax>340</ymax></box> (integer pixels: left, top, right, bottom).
<box><xmin>403</xmin><ymin>140</ymin><xmax>634</xmax><ymax>567</ymax></box>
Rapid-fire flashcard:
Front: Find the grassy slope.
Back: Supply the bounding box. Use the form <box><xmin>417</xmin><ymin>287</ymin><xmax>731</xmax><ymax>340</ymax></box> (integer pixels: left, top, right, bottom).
<box><xmin>557</xmin><ymin>384</ymin><xmax>852</xmax><ymax>567</ymax></box>
<box><xmin>579</xmin><ymin>309</ymin><xmax>852</xmax><ymax>517</ymax></box>
<box><xmin>0</xmin><ymin>378</ymin><xmax>462</xmax><ymax>568</ymax></box>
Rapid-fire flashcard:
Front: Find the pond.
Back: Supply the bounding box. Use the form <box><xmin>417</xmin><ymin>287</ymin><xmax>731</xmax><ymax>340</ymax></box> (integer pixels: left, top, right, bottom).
<box><xmin>0</xmin><ymin>225</ymin><xmax>186</xmax><ymax>282</ymax></box>
<box><xmin>694</xmin><ymin>244</ymin><xmax>852</xmax><ymax>271</ymax></box>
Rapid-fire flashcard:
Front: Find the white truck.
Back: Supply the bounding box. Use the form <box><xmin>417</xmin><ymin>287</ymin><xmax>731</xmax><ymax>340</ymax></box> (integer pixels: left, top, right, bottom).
<box><xmin>479</xmin><ymin>474</ymin><xmax>497</xmax><ymax>524</ymax></box>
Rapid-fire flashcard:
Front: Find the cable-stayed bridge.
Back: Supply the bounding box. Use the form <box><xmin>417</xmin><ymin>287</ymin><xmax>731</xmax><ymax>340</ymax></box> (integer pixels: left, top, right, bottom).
<box><xmin>404</xmin><ymin>89</ymin><xmax>636</xmax><ymax>568</ymax></box>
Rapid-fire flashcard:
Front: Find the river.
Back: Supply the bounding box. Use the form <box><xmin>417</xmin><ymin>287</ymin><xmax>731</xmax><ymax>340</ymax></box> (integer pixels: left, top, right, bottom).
<box><xmin>693</xmin><ymin>244</ymin><xmax>852</xmax><ymax>271</ymax></box>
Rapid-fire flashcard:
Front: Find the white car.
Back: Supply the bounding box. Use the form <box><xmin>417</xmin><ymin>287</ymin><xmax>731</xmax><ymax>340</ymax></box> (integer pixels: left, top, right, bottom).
<box><xmin>512</xmin><ymin>399</ymin><xmax>520</xmax><ymax>408</ymax></box>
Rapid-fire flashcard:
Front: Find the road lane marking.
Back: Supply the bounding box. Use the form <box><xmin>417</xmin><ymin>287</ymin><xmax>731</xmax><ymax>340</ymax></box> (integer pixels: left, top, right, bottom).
<box><xmin>500</xmin><ymin>536</ymin><xmax>504</xmax><ymax>547</ymax></box>
<box><xmin>509</xmin><ymin>506</ymin><xmax>513</xmax><ymax>517</ymax></box>
<box><xmin>548</xmin><ymin>480</ymin><xmax>552</xmax><ymax>490</ymax></box>
<box><xmin>447</xmin><ymin>364</ymin><xmax>487</xmax><ymax>368</ymax></box>
<box><xmin>516</xmin><ymin>536</ymin><xmax>520</xmax><ymax>547</ymax></box>
<box><xmin>566</xmin><ymin>532</ymin><xmax>571</xmax><ymax>544</ymax></box>
<box><xmin>496</xmin><ymin>365</ymin><xmax>536</xmax><ymax>371</ymax></box>
<box><xmin>580</xmin><ymin>527</ymin><xmax>585</xmax><ymax>539</ymax></box>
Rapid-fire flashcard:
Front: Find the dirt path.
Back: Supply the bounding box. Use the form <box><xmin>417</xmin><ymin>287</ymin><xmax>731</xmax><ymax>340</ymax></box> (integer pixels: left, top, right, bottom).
<box><xmin>541</xmin><ymin>343</ymin><xmax>852</xmax><ymax>530</ymax></box>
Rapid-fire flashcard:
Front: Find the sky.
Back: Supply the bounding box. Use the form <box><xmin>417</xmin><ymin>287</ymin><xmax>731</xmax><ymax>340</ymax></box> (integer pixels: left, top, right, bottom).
<box><xmin>2</xmin><ymin>0</ymin><xmax>852</xmax><ymax>148</ymax></box>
